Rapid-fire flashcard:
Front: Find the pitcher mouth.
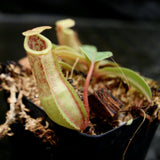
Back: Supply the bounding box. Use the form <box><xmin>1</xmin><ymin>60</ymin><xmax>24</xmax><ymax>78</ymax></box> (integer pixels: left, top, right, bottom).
<box><xmin>24</xmin><ymin>34</ymin><xmax>52</xmax><ymax>56</ymax></box>
<box><xmin>28</xmin><ymin>35</ymin><xmax>47</xmax><ymax>51</ymax></box>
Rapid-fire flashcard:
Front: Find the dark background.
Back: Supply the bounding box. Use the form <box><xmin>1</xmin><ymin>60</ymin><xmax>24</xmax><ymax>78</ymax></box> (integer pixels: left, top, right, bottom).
<box><xmin>1</xmin><ymin>0</ymin><xmax>160</xmax><ymax>20</ymax></box>
<box><xmin>0</xmin><ymin>0</ymin><xmax>160</xmax><ymax>160</ymax></box>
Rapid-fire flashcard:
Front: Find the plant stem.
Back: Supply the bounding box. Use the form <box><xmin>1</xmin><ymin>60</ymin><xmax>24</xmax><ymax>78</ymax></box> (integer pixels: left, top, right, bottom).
<box><xmin>83</xmin><ymin>61</ymin><xmax>95</xmax><ymax>123</ymax></box>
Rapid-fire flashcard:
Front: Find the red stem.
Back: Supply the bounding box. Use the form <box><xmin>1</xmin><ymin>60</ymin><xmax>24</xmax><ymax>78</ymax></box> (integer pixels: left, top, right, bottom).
<box><xmin>83</xmin><ymin>61</ymin><xmax>95</xmax><ymax>124</ymax></box>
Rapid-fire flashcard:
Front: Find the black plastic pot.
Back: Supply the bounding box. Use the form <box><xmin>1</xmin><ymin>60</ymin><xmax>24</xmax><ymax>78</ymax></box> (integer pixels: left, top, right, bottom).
<box><xmin>9</xmin><ymin>98</ymin><xmax>159</xmax><ymax>160</ymax></box>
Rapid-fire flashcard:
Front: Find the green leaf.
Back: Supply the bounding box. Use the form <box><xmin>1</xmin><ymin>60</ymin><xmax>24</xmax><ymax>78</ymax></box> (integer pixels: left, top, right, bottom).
<box><xmin>52</xmin><ymin>43</ymin><xmax>57</xmax><ymax>49</ymax></box>
<box><xmin>95</xmin><ymin>51</ymin><xmax>113</xmax><ymax>62</ymax></box>
<box><xmin>97</xmin><ymin>67</ymin><xmax>152</xmax><ymax>102</ymax></box>
<box><xmin>54</xmin><ymin>45</ymin><xmax>88</xmax><ymax>72</ymax></box>
<box><xmin>80</xmin><ymin>45</ymin><xmax>113</xmax><ymax>63</ymax></box>
<box><xmin>59</xmin><ymin>61</ymin><xmax>73</xmax><ymax>71</ymax></box>
<box><xmin>80</xmin><ymin>45</ymin><xmax>97</xmax><ymax>62</ymax></box>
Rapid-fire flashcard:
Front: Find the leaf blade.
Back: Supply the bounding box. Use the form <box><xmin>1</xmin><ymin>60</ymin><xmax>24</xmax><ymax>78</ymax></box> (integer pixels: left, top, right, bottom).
<box><xmin>80</xmin><ymin>45</ymin><xmax>97</xmax><ymax>62</ymax></box>
<box><xmin>95</xmin><ymin>51</ymin><xmax>113</xmax><ymax>62</ymax></box>
<box><xmin>97</xmin><ymin>67</ymin><xmax>152</xmax><ymax>102</ymax></box>
<box><xmin>80</xmin><ymin>45</ymin><xmax>113</xmax><ymax>63</ymax></box>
